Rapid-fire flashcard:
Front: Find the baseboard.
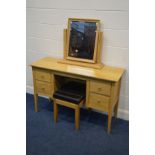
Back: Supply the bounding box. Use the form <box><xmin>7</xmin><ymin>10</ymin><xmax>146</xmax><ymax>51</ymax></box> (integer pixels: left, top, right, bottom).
<box><xmin>117</xmin><ymin>109</ymin><xmax>129</xmax><ymax>120</ymax></box>
<box><xmin>91</xmin><ymin>108</ymin><xmax>129</xmax><ymax>121</ymax></box>
<box><xmin>26</xmin><ymin>85</ymin><xmax>129</xmax><ymax>121</ymax></box>
<box><xmin>26</xmin><ymin>85</ymin><xmax>34</xmax><ymax>94</ymax></box>
<box><xmin>26</xmin><ymin>85</ymin><xmax>49</xmax><ymax>99</ymax></box>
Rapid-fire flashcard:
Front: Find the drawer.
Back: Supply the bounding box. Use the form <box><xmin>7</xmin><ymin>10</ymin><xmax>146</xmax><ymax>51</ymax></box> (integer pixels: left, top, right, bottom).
<box><xmin>35</xmin><ymin>70</ymin><xmax>52</xmax><ymax>82</ymax></box>
<box><xmin>90</xmin><ymin>80</ymin><xmax>111</xmax><ymax>96</ymax></box>
<box><xmin>36</xmin><ymin>81</ymin><xmax>53</xmax><ymax>95</ymax></box>
<box><xmin>88</xmin><ymin>93</ymin><xmax>110</xmax><ymax>112</ymax></box>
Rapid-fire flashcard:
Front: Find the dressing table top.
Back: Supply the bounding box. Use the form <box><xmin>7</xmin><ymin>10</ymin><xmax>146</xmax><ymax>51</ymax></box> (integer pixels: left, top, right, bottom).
<box><xmin>31</xmin><ymin>57</ymin><xmax>124</xmax><ymax>82</ymax></box>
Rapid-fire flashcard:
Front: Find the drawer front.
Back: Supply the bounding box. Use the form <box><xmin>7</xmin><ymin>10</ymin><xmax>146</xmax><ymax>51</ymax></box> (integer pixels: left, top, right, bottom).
<box><xmin>35</xmin><ymin>70</ymin><xmax>51</xmax><ymax>82</ymax></box>
<box><xmin>36</xmin><ymin>81</ymin><xmax>52</xmax><ymax>95</ymax></box>
<box><xmin>88</xmin><ymin>93</ymin><xmax>110</xmax><ymax>112</ymax></box>
<box><xmin>90</xmin><ymin>80</ymin><xmax>111</xmax><ymax>96</ymax></box>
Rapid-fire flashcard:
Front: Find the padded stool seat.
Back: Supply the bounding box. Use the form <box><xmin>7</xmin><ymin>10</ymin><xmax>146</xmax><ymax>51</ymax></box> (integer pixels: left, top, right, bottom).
<box><xmin>53</xmin><ymin>81</ymin><xmax>85</xmax><ymax>104</ymax></box>
<box><xmin>53</xmin><ymin>81</ymin><xmax>86</xmax><ymax>130</ymax></box>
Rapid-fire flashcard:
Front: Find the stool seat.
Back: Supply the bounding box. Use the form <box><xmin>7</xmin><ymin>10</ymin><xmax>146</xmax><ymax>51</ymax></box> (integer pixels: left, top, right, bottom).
<box><xmin>53</xmin><ymin>81</ymin><xmax>86</xmax><ymax>104</ymax></box>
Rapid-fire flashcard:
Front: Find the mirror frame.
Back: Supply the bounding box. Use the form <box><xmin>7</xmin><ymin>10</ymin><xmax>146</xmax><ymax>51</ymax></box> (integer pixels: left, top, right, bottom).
<box><xmin>66</xmin><ymin>18</ymin><xmax>100</xmax><ymax>63</ymax></box>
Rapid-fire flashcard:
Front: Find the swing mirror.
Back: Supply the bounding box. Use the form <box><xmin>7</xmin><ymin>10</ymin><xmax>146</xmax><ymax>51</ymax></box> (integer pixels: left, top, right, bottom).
<box><xmin>66</xmin><ymin>18</ymin><xmax>100</xmax><ymax>63</ymax></box>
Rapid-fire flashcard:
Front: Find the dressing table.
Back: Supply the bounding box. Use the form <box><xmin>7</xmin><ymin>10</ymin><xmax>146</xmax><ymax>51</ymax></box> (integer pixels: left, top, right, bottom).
<box><xmin>31</xmin><ymin>18</ymin><xmax>124</xmax><ymax>133</ymax></box>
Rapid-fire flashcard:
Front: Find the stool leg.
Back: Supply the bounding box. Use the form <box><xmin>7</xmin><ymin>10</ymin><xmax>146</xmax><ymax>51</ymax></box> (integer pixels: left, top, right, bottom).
<box><xmin>54</xmin><ymin>101</ymin><xmax>58</xmax><ymax>123</ymax></box>
<box><xmin>75</xmin><ymin>107</ymin><xmax>80</xmax><ymax>130</ymax></box>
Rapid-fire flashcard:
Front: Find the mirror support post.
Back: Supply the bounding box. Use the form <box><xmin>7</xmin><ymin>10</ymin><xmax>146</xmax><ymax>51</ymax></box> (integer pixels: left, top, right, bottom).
<box><xmin>63</xmin><ymin>29</ymin><xmax>68</xmax><ymax>59</ymax></box>
<box><xmin>96</xmin><ymin>31</ymin><xmax>103</xmax><ymax>64</ymax></box>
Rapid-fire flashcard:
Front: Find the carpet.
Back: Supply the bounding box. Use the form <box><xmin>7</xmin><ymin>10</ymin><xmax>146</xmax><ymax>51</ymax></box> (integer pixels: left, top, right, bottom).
<box><xmin>26</xmin><ymin>93</ymin><xmax>129</xmax><ymax>155</ymax></box>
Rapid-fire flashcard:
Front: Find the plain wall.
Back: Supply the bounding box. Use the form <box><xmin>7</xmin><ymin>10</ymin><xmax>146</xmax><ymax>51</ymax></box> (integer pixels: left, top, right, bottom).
<box><xmin>26</xmin><ymin>0</ymin><xmax>129</xmax><ymax>120</ymax></box>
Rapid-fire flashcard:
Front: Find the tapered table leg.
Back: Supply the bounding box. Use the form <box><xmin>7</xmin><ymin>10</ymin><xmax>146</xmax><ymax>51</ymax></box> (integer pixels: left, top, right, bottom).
<box><xmin>107</xmin><ymin>109</ymin><xmax>112</xmax><ymax>134</ymax></box>
<box><xmin>34</xmin><ymin>93</ymin><xmax>38</xmax><ymax>112</ymax></box>
<box><xmin>114</xmin><ymin>100</ymin><xmax>119</xmax><ymax>118</ymax></box>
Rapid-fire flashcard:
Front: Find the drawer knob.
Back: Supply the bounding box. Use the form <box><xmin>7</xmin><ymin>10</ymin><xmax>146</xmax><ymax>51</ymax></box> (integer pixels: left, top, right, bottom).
<box><xmin>41</xmin><ymin>88</ymin><xmax>45</xmax><ymax>91</ymax></box>
<box><xmin>41</xmin><ymin>75</ymin><xmax>44</xmax><ymax>79</ymax></box>
<box><xmin>97</xmin><ymin>100</ymin><xmax>101</xmax><ymax>104</ymax></box>
<box><xmin>98</xmin><ymin>88</ymin><xmax>102</xmax><ymax>91</ymax></box>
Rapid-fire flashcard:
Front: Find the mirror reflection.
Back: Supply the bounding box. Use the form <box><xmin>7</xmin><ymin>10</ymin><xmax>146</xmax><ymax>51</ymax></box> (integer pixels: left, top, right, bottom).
<box><xmin>68</xmin><ymin>21</ymin><xmax>97</xmax><ymax>60</ymax></box>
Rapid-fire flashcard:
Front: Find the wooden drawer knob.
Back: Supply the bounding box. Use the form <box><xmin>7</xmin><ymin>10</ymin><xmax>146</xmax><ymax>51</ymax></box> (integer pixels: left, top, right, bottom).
<box><xmin>98</xmin><ymin>88</ymin><xmax>102</xmax><ymax>91</ymax></box>
<box><xmin>97</xmin><ymin>100</ymin><xmax>101</xmax><ymax>104</ymax></box>
<box><xmin>41</xmin><ymin>88</ymin><xmax>45</xmax><ymax>91</ymax></box>
<box><xmin>41</xmin><ymin>75</ymin><xmax>44</xmax><ymax>79</ymax></box>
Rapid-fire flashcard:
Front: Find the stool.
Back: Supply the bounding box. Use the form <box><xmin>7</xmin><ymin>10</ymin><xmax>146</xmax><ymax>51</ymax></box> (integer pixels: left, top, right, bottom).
<box><xmin>53</xmin><ymin>81</ymin><xmax>86</xmax><ymax>130</ymax></box>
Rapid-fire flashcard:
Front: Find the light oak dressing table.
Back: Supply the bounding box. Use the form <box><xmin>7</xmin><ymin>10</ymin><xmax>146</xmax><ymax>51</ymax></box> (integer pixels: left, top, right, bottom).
<box><xmin>31</xmin><ymin>18</ymin><xmax>124</xmax><ymax>133</ymax></box>
<box><xmin>31</xmin><ymin>57</ymin><xmax>124</xmax><ymax>133</ymax></box>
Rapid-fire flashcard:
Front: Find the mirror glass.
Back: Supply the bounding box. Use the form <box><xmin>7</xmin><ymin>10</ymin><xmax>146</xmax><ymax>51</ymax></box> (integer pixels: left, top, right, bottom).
<box><xmin>68</xmin><ymin>21</ymin><xmax>98</xmax><ymax>60</ymax></box>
